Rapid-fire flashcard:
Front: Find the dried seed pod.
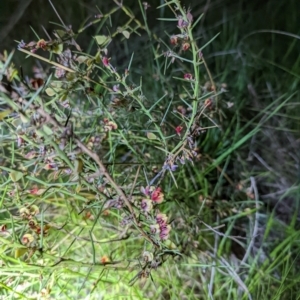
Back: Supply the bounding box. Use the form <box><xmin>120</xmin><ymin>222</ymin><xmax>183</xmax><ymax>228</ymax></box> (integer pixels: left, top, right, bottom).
<box><xmin>21</xmin><ymin>233</ymin><xmax>35</xmax><ymax>245</ymax></box>
<box><xmin>142</xmin><ymin>251</ymin><xmax>154</xmax><ymax>263</ymax></box>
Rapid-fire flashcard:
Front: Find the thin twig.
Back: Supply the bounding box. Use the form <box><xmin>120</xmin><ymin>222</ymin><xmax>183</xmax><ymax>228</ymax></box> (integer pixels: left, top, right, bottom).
<box><xmin>208</xmin><ymin>215</ymin><xmax>219</xmax><ymax>299</ymax></box>
<box><xmin>18</xmin><ymin>48</ymin><xmax>109</xmax><ymax>90</ymax></box>
<box><xmin>48</xmin><ymin>0</ymin><xmax>66</xmax><ymax>28</ymax></box>
<box><xmin>7</xmin><ymin>88</ymin><xmax>158</xmax><ymax>248</ymax></box>
<box><xmin>130</xmin><ymin>165</ymin><xmax>141</xmax><ymax>198</ymax></box>
<box><xmin>220</xmin><ymin>255</ymin><xmax>252</xmax><ymax>300</ymax></box>
<box><xmin>236</xmin><ymin>177</ymin><xmax>260</xmax><ymax>270</ymax></box>
<box><xmin>35</xmin><ymin>105</ymin><xmax>158</xmax><ymax>247</ymax></box>
<box><xmin>201</xmin><ymin>221</ymin><xmax>246</xmax><ymax>246</ymax></box>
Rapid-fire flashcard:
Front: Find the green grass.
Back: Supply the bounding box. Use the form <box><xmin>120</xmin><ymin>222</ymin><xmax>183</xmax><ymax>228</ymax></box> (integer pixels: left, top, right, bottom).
<box><xmin>0</xmin><ymin>0</ymin><xmax>300</xmax><ymax>299</ymax></box>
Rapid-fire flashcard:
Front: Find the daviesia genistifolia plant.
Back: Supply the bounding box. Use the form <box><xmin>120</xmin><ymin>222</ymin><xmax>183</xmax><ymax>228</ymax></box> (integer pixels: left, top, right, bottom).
<box><xmin>0</xmin><ymin>0</ymin><xmax>227</xmax><ymax>288</ymax></box>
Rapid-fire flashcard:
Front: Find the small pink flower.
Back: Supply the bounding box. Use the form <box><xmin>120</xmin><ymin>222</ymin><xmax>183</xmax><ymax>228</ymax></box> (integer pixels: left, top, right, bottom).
<box><xmin>102</xmin><ymin>56</ymin><xmax>110</xmax><ymax>67</ymax></box>
<box><xmin>141</xmin><ymin>186</ymin><xmax>164</xmax><ymax>204</ymax></box>
<box><xmin>64</xmin><ymin>168</ymin><xmax>72</xmax><ymax>175</ymax></box>
<box><xmin>160</xmin><ymin>224</ymin><xmax>171</xmax><ymax>234</ymax></box>
<box><xmin>141</xmin><ymin>198</ymin><xmax>153</xmax><ymax>212</ymax></box>
<box><xmin>151</xmin><ymin>187</ymin><xmax>164</xmax><ymax>204</ymax></box>
<box><xmin>29</xmin><ymin>187</ymin><xmax>39</xmax><ymax>195</ymax></box>
<box><xmin>55</xmin><ymin>67</ymin><xmax>66</xmax><ymax>78</ymax></box>
<box><xmin>17</xmin><ymin>40</ymin><xmax>26</xmax><ymax>49</ymax></box>
<box><xmin>25</xmin><ymin>151</ymin><xmax>37</xmax><ymax>159</ymax></box>
<box><xmin>141</xmin><ymin>186</ymin><xmax>151</xmax><ymax>196</ymax></box>
<box><xmin>187</xmin><ymin>9</ymin><xmax>193</xmax><ymax>24</ymax></box>
<box><xmin>17</xmin><ymin>136</ymin><xmax>24</xmax><ymax>147</ymax></box>
<box><xmin>184</xmin><ymin>73</ymin><xmax>193</xmax><ymax>80</ymax></box>
<box><xmin>205</xmin><ymin>98</ymin><xmax>212</xmax><ymax>108</ymax></box>
<box><xmin>36</xmin><ymin>39</ymin><xmax>47</xmax><ymax>50</ymax></box>
<box><xmin>175</xmin><ymin>125</ymin><xmax>183</xmax><ymax>135</ymax></box>
<box><xmin>44</xmin><ymin>163</ymin><xmax>58</xmax><ymax>170</ymax></box>
<box><xmin>156</xmin><ymin>213</ymin><xmax>168</xmax><ymax>226</ymax></box>
<box><xmin>160</xmin><ymin>230</ymin><xmax>170</xmax><ymax>240</ymax></box>
<box><xmin>177</xmin><ymin>16</ymin><xmax>189</xmax><ymax>29</ymax></box>
<box><xmin>159</xmin><ymin>224</ymin><xmax>171</xmax><ymax>240</ymax></box>
<box><xmin>0</xmin><ymin>224</ymin><xmax>7</xmax><ymax>232</ymax></box>
<box><xmin>113</xmin><ymin>84</ymin><xmax>119</xmax><ymax>92</ymax></box>
<box><xmin>182</xmin><ymin>42</ymin><xmax>190</xmax><ymax>51</ymax></box>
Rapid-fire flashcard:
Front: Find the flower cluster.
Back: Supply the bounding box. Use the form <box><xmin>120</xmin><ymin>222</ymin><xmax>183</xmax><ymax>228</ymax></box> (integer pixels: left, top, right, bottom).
<box><xmin>170</xmin><ymin>33</ymin><xmax>190</xmax><ymax>51</ymax></box>
<box><xmin>138</xmin><ymin>186</ymin><xmax>171</xmax><ymax>241</ymax></box>
<box><xmin>17</xmin><ymin>38</ymin><xmax>63</xmax><ymax>54</ymax></box>
<box><xmin>150</xmin><ymin>212</ymin><xmax>171</xmax><ymax>241</ymax></box>
<box><xmin>140</xmin><ymin>186</ymin><xmax>164</xmax><ymax>212</ymax></box>
<box><xmin>168</xmin><ymin>9</ymin><xmax>194</xmax><ymax>53</ymax></box>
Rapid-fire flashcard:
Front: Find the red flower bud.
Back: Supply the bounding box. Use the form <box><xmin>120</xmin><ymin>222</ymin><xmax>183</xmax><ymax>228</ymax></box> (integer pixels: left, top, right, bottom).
<box><xmin>102</xmin><ymin>56</ymin><xmax>110</xmax><ymax>67</ymax></box>
<box><xmin>170</xmin><ymin>35</ymin><xmax>178</xmax><ymax>45</ymax></box>
<box><xmin>175</xmin><ymin>125</ymin><xmax>183</xmax><ymax>135</ymax></box>
<box><xmin>184</xmin><ymin>73</ymin><xmax>193</xmax><ymax>80</ymax></box>
<box><xmin>182</xmin><ymin>42</ymin><xmax>190</xmax><ymax>51</ymax></box>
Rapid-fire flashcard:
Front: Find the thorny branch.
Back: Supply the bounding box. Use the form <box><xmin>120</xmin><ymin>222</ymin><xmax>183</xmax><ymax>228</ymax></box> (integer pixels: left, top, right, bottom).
<box><xmin>13</xmin><ymin>95</ymin><xmax>159</xmax><ymax>248</ymax></box>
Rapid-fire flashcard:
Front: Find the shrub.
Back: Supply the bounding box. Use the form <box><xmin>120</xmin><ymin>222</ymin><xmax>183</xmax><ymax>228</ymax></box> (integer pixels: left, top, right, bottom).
<box><xmin>0</xmin><ymin>0</ymin><xmax>240</xmax><ymax>298</ymax></box>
